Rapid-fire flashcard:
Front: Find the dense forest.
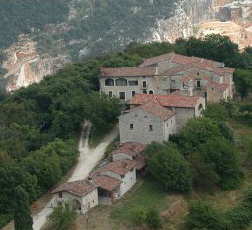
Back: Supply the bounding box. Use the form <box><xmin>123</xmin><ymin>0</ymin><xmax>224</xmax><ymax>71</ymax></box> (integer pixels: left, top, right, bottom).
<box><xmin>1</xmin><ymin>35</ymin><xmax>252</xmax><ymax>228</ymax></box>
<box><xmin>0</xmin><ymin>0</ymin><xmax>70</xmax><ymax>49</ymax></box>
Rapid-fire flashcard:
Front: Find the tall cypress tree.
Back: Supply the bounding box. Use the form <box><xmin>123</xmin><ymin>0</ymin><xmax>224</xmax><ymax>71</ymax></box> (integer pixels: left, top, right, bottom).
<box><xmin>13</xmin><ymin>186</ymin><xmax>33</xmax><ymax>230</ymax></box>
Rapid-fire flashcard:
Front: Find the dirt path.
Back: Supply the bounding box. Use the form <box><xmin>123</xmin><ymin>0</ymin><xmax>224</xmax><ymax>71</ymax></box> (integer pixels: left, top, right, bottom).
<box><xmin>1</xmin><ymin>123</ymin><xmax>119</xmax><ymax>230</ymax></box>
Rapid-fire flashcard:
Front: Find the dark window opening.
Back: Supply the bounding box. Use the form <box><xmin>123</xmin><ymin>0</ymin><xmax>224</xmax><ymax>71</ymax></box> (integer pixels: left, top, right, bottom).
<box><xmin>59</xmin><ymin>192</ymin><xmax>62</xmax><ymax>198</ymax></box>
<box><xmin>204</xmin><ymin>92</ymin><xmax>207</xmax><ymax>99</ymax></box>
<box><xmin>196</xmin><ymin>80</ymin><xmax>201</xmax><ymax>88</ymax></box>
<box><xmin>149</xmin><ymin>90</ymin><xmax>154</xmax><ymax>94</ymax></box>
<box><xmin>198</xmin><ymin>104</ymin><xmax>203</xmax><ymax>111</ymax></box>
<box><xmin>116</xmin><ymin>78</ymin><xmax>127</xmax><ymax>86</ymax></box>
<box><xmin>105</xmin><ymin>78</ymin><xmax>114</xmax><ymax>86</ymax></box>
<box><xmin>109</xmin><ymin>91</ymin><xmax>113</xmax><ymax>97</ymax></box>
<box><xmin>129</xmin><ymin>80</ymin><xmax>138</xmax><ymax>86</ymax></box>
<box><xmin>142</xmin><ymin>81</ymin><xmax>147</xmax><ymax>88</ymax></box>
<box><xmin>143</xmin><ymin>90</ymin><xmax>147</xmax><ymax>94</ymax></box>
<box><xmin>132</xmin><ymin>91</ymin><xmax>136</xmax><ymax>97</ymax></box>
<box><xmin>119</xmin><ymin>92</ymin><xmax>125</xmax><ymax>100</ymax></box>
<box><xmin>130</xmin><ymin>124</ymin><xmax>133</xmax><ymax>130</ymax></box>
<box><xmin>149</xmin><ymin>125</ymin><xmax>153</xmax><ymax>131</ymax></box>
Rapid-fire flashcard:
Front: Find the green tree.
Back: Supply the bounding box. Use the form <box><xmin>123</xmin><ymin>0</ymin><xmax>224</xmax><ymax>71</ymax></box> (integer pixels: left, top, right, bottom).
<box><xmin>146</xmin><ymin>208</ymin><xmax>162</xmax><ymax>230</ymax></box>
<box><xmin>234</xmin><ymin>69</ymin><xmax>252</xmax><ymax>100</ymax></box>
<box><xmin>203</xmin><ymin>102</ymin><xmax>229</xmax><ymax>122</ymax></box>
<box><xmin>13</xmin><ymin>186</ymin><xmax>33</xmax><ymax>230</ymax></box>
<box><xmin>200</xmin><ymin>137</ymin><xmax>242</xmax><ymax>190</ymax></box>
<box><xmin>147</xmin><ymin>142</ymin><xmax>192</xmax><ymax>193</ymax></box>
<box><xmin>47</xmin><ymin>203</ymin><xmax>76</xmax><ymax>230</ymax></box>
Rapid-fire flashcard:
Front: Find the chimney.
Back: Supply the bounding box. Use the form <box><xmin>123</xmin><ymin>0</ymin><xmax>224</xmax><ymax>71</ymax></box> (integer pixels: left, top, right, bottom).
<box><xmin>88</xmin><ymin>174</ymin><xmax>92</xmax><ymax>184</ymax></box>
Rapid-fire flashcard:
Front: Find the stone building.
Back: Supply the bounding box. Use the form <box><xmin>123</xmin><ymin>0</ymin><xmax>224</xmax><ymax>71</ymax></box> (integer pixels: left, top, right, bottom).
<box><xmin>99</xmin><ymin>52</ymin><xmax>235</xmax><ymax>102</ymax></box>
<box><xmin>52</xmin><ymin>142</ymin><xmax>146</xmax><ymax>211</ymax></box>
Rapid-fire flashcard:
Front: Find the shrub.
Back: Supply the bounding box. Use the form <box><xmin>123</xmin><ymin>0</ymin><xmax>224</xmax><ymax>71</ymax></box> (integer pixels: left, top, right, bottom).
<box><xmin>185</xmin><ymin>202</ymin><xmax>229</xmax><ymax>230</ymax></box>
<box><xmin>47</xmin><ymin>203</ymin><xmax>77</xmax><ymax>230</ymax></box>
<box><xmin>131</xmin><ymin>206</ymin><xmax>147</xmax><ymax>226</ymax></box>
<box><xmin>146</xmin><ymin>208</ymin><xmax>162</xmax><ymax>230</ymax></box>
<box><xmin>147</xmin><ymin>143</ymin><xmax>192</xmax><ymax>193</ymax></box>
<box><xmin>204</xmin><ymin>102</ymin><xmax>229</xmax><ymax>122</ymax></box>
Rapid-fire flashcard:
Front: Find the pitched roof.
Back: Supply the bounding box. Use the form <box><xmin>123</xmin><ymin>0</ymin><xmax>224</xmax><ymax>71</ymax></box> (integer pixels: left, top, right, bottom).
<box><xmin>132</xmin><ymin>155</ymin><xmax>147</xmax><ymax>170</ymax></box>
<box><xmin>100</xmin><ymin>67</ymin><xmax>156</xmax><ymax>77</ymax></box>
<box><xmin>208</xmin><ymin>81</ymin><xmax>229</xmax><ymax>92</ymax></box>
<box><xmin>112</xmin><ymin>142</ymin><xmax>146</xmax><ymax>157</ymax></box>
<box><xmin>130</xmin><ymin>94</ymin><xmax>200</xmax><ymax>108</ymax></box>
<box><xmin>136</xmin><ymin>100</ymin><xmax>175</xmax><ymax>121</ymax></box>
<box><xmin>52</xmin><ymin>180</ymin><xmax>95</xmax><ymax>197</ymax></box>
<box><xmin>139</xmin><ymin>52</ymin><xmax>224</xmax><ymax>68</ymax></box>
<box><xmin>139</xmin><ymin>52</ymin><xmax>175</xmax><ymax>67</ymax></box>
<box><xmin>180</xmin><ymin>76</ymin><xmax>192</xmax><ymax>82</ymax></box>
<box><xmin>92</xmin><ymin>175</ymin><xmax>121</xmax><ymax>191</ymax></box>
<box><xmin>99</xmin><ymin>160</ymin><xmax>135</xmax><ymax>176</ymax></box>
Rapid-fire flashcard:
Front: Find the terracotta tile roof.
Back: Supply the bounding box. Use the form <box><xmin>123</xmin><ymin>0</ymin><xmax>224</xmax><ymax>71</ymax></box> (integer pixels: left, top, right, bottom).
<box><xmin>99</xmin><ymin>160</ymin><xmax>135</xmax><ymax>176</ymax></box>
<box><xmin>139</xmin><ymin>52</ymin><xmax>175</xmax><ymax>67</ymax></box>
<box><xmin>112</xmin><ymin>142</ymin><xmax>146</xmax><ymax>157</ymax></box>
<box><xmin>136</xmin><ymin>100</ymin><xmax>175</xmax><ymax>121</ymax></box>
<box><xmin>130</xmin><ymin>94</ymin><xmax>200</xmax><ymax>108</ymax></box>
<box><xmin>180</xmin><ymin>76</ymin><xmax>192</xmax><ymax>82</ymax></box>
<box><xmin>208</xmin><ymin>81</ymin><xmax>229</xmax><ymax>92</ymax></box>
<box><xmin>100</xmin><ymin>67</ymin><xmax>156</xmax><ymax>77</ymax></box>
<box><xmin>132</xmin><ymin>155</ymin><xmax>147</xmax><ymax>170</ymax></box>
<box><xmin>52</xmin><ymin>180</ymin><xmax>95</xmax><ymax>197</ymax></box>
<box><xmin>92</xmin><ymin>175</ymin><xmax>121</xmax><ymax>191</ymax></box>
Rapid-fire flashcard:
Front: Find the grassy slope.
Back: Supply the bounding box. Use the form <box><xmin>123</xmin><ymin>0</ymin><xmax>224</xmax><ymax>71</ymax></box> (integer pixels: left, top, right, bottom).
<box><xmin>71</xmin><ymin>118</ymin><xmax>252</xmax><ymax>230</ymax></box>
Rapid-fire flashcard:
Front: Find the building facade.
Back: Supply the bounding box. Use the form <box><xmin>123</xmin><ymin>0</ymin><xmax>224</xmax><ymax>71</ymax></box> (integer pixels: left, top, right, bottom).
<box><xmin>99</xmin><ymin>52</ymin><xmax>235</xmax><ymax>102</ymax></box>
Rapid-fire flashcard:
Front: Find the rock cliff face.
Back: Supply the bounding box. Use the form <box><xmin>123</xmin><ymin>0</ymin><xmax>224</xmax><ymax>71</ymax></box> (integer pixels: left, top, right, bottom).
<box><xmin>151</xmin><ymin>0</ymin><xmax>234</xmax><ymax>43</ymax></box>
<box><xmin>1</xmin><ymin>0</ymin><xmax>251</xmax><ymax>91</ymax></box>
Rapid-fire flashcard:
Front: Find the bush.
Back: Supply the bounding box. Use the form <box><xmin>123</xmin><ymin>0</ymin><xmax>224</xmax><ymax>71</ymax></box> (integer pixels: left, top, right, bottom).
<box><xmin>147</xmin><ymin>142</ymin><xmax>192</xmax><ymax>193</ymax></box>
<box><xmin>146</xmin><ymin>208</ymin><xmax>162</xmax><ymax>230</ymax></box>
<box><xmin>204</xmin><ymin>102</ymin><xmax>229</xmax><ymax>122</ymax></box>
<box><xmin>131</xmin><ymin>206</ymin><xmax>147</xmax><ymax>226</ymax></box>
<box><xmin>185</xmin><ymin>202</ymin><xmax>229</xmax><ymax>230</ymax></box>
<box><xmin>200</xmin><ymin>137</ymin><xmax>243</xmax><ymax>190</ymax></box>
<box><xmin>47</xmin><ymin>203</ymin><xmax>77</xmax><ymax>230</ymax></box>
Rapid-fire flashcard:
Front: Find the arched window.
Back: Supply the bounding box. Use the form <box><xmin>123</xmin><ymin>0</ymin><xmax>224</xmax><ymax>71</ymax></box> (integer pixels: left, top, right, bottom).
<box><xmin>198</xmin><ymin>104</ymin><xmax>203</xmax><ymax>111</ymax></box>
<box><xmin>143</xmin><ymin>90</ymin><xmax>147</xmax><ymax>94</ymax></box>
<box><xmin>149</xmin><ymin>90</ymin><xmax>154</xmax><ymax>94</ymax></box>
<box><xmin>116</xmin><ymin>78</ymin><xmax>127</xmax><ymax>86</ymax></box>
<box><xmin>74</xmin><ymin>199</ymin><xmax>82</xmax><ymax>211</ymax></box>
<box><xmin>105</xmin><ymin>78</ymin><xmax>114</xmax><ymax>86</ymax></box>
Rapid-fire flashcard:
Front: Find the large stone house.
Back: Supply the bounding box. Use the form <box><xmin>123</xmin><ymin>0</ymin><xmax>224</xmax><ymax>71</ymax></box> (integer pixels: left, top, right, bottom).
<box><xmin>52</xmin><ymin>142</ymin><xmax>146</xmax><ymax>212</ymax></box>
<box><xmin>99</xmin><ymin>52</ymin><xmax>235</xmax><ymax>102</ymax></box>
<box><xmin>119</xmin><ymin>93</ymin><xmax>205</xmax><ymax>144</ymax></box>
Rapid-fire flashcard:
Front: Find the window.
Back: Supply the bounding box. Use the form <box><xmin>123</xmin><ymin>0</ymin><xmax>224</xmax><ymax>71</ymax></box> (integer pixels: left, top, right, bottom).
<box><xmin>93</xmin><ymin>200</ymin><xmax>95</xmax><ymax>203</ymax></box>
<box><xmin>143</xmin><ymin>90</ymin><xmax>147</xmax><ymax>94</ymax></box>
<box><xmin>196</xmin><ymin>80</ymin><xmax>201</xmax><ymax>88</ymax></box>
<box><xmin>167</xmin><ymin>123</ymin><xmax>169</xmax><ymax>127</ymax></box>
<box><xmin>105</xmin><ymin>78</ymin><xmax>114</xmax><ymax>86</ymax></box>
<box><xmin>132</xmin><ymin>91</ymin><xmax>136</xmax><ymax>97</ymax></box>
<box><xmin>134</xmin><ymin>114</ymin><xmax>138</xmax><ymax>117</ymax></box>
<box><xmin>59</xmin><ymin>192</ymin><xmax>62</xmax><ymax>198</ymax></box>
<box><xmin>144</xmin><ymin>115</ymin><xmax>148</xmax><ymax>118</ymax></box>
<box><xmin>142</xmin><ymin>81</ymin><xmax>147</xmax><ymax>88</ymax></box>
<box><xmin>129</xmin><ymin>80</ymin><xmax>138</xmax><ymax>86</ymax></box>
<box><xmin>197</xmin><ymin>72</ymin><xmax>199</xmax><ymax>75</ymax></box>
<box><xmin>204</xmin><ymin>92</ymin><xmax>207</xmax><ymax>99</ymax></box>
<box><xmin>119</xmin><ymin>92</ymin><xmax>126</xmax><ymax>100</ymax></box>
<box><xmin>149</xmin><ymin>125</ymin><xmax>153</xmax><ymax>131</ymax></box>
<box><xmin>131</xmin><ymin>177</ymin><xmax>132</xmax><ymax>180</ymax></box>
<box><xmin>149</xmin><ymin>90</ymin><xmax>154</xmax><ymax>94</ymax></box>
<box><xmin>198</xmin><ymin>104</ymin><xmax>203</xmax><ymax>111</ymax></box>
<box><xmin>143</xmin><ymin>76</ymin><xmax>145</xmax><ymax>78</ymax></box>
<box><xmin>130</xmin><ymin>168</ymin><xmax>134</xmax><ymax>172</ymax></box>
<box><xmin>171</xmin><ymin>80</ymin><xmax>175</xmax><ymax>84</ymax></box>
<box><xmin>116</xmin><ymin>78</ymin><xmax>127</xmax><ymax>86</ymax></box>
<box><xmin>130</xmin><ymin>124</ymin><xmax>134</xmax><ymax>130</ymax></box>
<box><xmin>108</xmin><ymin>91</ymin><xmax>113</xmax><ymax>97</ymax></box>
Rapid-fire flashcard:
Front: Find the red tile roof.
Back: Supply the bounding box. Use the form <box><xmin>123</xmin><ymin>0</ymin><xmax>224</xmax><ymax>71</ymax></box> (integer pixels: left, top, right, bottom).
<box><xmin>180</xmin><ymin>76</ymin><xmax>192</xmax><ymax>82</ymax></box>
<box><xmin>52</xmin><ymin>180</ymin><xmax>95</xmax><ymax>197</ymax></box>
<box><xmin>130</xmin><ymin>94</ymin><xmax>200</xmax><ymax>108</ymax></box>
<box><xmin>100</xmin><ymin>67</ymin><xmax>156</xmax><ymax>77</ymax></box>
<box><xmin>140</xmin><ymin>52</ymin><xmax>224</xmax><ymax>68</ymax></box>
<box><xmin>139</xmin><ymin>52</ymin><xmax>175</xmax><ymax>67</ymax></box>
<box><xmin>92</xmin><ymin>175</ymin><xmax>121</xmax><ymax>191</ymax></box>
<box><xmin>208</xmin><ymin>81</ymin><xmax>229</xmax><ymax>92</ymax></box>
<box><xmin>136</xmin><ymin>100</ymin><xmax>175</xmax><ymax>121</ymax></box>
<box><xmin>132</xmin><ymin>155</ymin><xmax>147</xmax><ymax>170</ymax></box>
<box><xmin>99</xmin><ymin>160</ymin><xmax>135</xmax><ymax>176</ymax></box>
<box><xmin>112</xmin><ymin>142</ymin><xmax>146</xmax><ymax>157</ymax></box>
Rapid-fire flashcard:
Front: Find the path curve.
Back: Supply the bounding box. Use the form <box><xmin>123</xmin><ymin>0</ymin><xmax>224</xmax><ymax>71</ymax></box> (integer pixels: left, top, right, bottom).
<box><xmin>32</xmin><ymin>122</ymin><xmax>118</xmax><ymax>230</ymax></box>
